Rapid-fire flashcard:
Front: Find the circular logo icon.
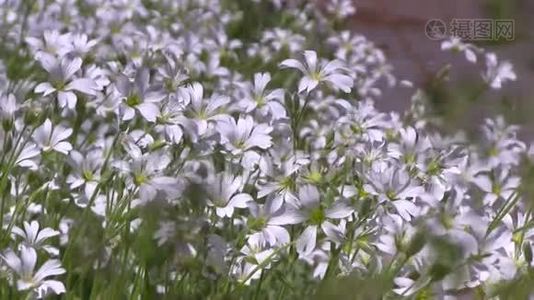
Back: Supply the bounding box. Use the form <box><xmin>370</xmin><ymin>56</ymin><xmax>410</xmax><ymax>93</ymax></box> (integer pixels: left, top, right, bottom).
<box><xmin>425</xmin><ymin>19</ymin><xmax>447</xmax><ymax>40</ymax></box>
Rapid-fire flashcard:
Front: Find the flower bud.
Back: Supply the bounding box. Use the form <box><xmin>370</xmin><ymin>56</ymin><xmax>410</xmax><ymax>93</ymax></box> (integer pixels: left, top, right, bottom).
<box><xmin>23</xmin><ymin>107</ymin><xmax>43</xmax><ymax>127</ymax></box>
<box><xmin>2</xmin><ymin>119</ymin><xmax>12</xmax><ymax>132</ymax></box>
<box><xmin>406</xmin><ymin>231</ymin><xmax>426</xmax><ymax>257</ymax></box>
<box><xmin>524</xmin><ymin>242</ymin><xmax>533</xmax><ymax>265</ymax></box>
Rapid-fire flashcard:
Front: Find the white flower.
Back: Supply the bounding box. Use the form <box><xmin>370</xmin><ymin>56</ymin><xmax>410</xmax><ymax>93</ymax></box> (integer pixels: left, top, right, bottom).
<box><xmin>70</xmin><ymin>33</ymin><xmax>98</xmax><ymax>57</ymax></box>
<box><xmin>116</xmin><ymin>68</ymin><xmax>165</xmax><ymax>122</ymax></box>
<box><xmin>284</xmin><ymin>185</ymin><xmax>353</xmax><ymax>255</ymax></box>
<box><xmin>466</xmin><ymin>227</ymin><xmax>516</xmax><ymax>287</ymax></box>
<box><xmin>241</xmin><ymin>233</ymin><xmax>276</xmax><ymax>267</ymax></box>
<box><xmin>388</xmin><ymin>126</ymin><xmax>432</xmax><ymax>165</ymax></box>
<box><xmin>261</xmin><ymin>28</ymin><xmax>305</xmax><ymax>53</ymax></box>
<box><xmin>280</xmin><ymin>50</ymin><xmax>353</xmax><ymax>93</ymax></box>
<box><xmin>364</xmin><ymin>162</ymin><xmax>423</xmax><ymax>221</ymax></box>
<box><xmin>482</xmin><ymin>53</ymin><xmax>516</xmax><ymax>89</ymax></box>
<box><xmin>473</xmin><ymin>168</ymin><xmax>520</xmax><ymax>206</ymax></box>
<box><xmin>203</xmin><ymin>54</ymin><xmax>230</xmax><ymax>78</ymax></box>
<box><xmin>11</xmin><ymin>221</ymin><xmax>59</xmax><ymax>256</ymax></box>
<box><xmin>34</xmin><ymin>53</ymin><xmax>100</xmax><ymax>109</ymax></box>
<box><xmin>181</xmin><ymin>82</ymin><xmax>230</xmax><ymax>136</ymax></box>
<box><xmin>299</xmin><ymin>246</ymin><xmax>331</xmax><ymax>279</ymax></box>
<box><xmin>327</xmin><ymin>31</ymin><xmax>366</xmax><ymax>61</ymax></box>
<box><xmin>217</xmin><ymin>115</ymin><xmax>273</xmax><ymax>154</ymax></box>
<box><xmin>481</xmin><ymin>116</ymin><xmax>525</xmax><ymax>167</ymax></box>
<box><xmin>247</xmin><ymin>197</ymin><xmax>291</xmax><ymax>246</ymax></box>
<box><xmin>441</xmin><ymin>37</ymin><xmax>480</xmax><ymax>63</ymax></box>
<box><xmin>256</xmin><ymin>153</ymin><xmax>309</xmax><ymax>203</ymax></box>
<box><xmin>33</xmin><ymin>119</ymin><xmax>73</xmax><ymax>155</ymax></box>
<box><xmin>205</xmin><ymin>172</ymin><xmax>252</xmax><ymax>218</ymax></box>
<box><xmin>375</xmin><ymin>214</ymin><xmax>416</xmax><ymax>256</ymax></box>
<box><xmin>1</xmin><ymin>246</ymin><xmax>66</xmax><ymax>298</ymax></box>
<box><xmin>336</xmin><ymin>100</ymin><xmax>387</xmax><ymax>143</ymax></box>
<box><xmin>237</xmin><ymin>72</ymin><xmax>286</xmax><ymax>120</ymax></box>
<box><xmin>25</xmin><ymin>30</ymin><xmax>73</xmax><ymax>56</ymax></box>
<box><xmin>230</xmin><ymin>258</ymin><xmax>262</xmax><ymax>285</ymax></box>
<box><xmin>155</xmin><ymin>98</ymin><xmax>190</xmax><ymax>144</ymax></box>
<box><xmin>66</xmin><ymin>150</ymin><xmax>103</xmax><ymax>198</ymax></box>
<box><xmin>113</xmin><ymin>147</ymin><xmax>181</xmax><ymax>203</ymax></box>
<box><xmin>158</xmin><ymin>53</ymin><xmax>189</xmax><ymax>93</ymax></box>
<box><xmin>0</xmin><ymin>93</ymin><xmax>17</xmax><ymax>120</ymax></box>
<box><xmin>15</xmin><ymin>144</ymin><xmax>40</xmax><ymax>170</ymax></box>
<box><xmin>326</xmin><ymin>0</ymin><xmax>356</xmax><ymax>19</ymax></box>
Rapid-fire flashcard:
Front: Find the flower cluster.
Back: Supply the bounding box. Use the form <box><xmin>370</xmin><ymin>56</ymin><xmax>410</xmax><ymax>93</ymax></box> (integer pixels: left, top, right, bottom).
<box><xmin>0</xmin><ymin>0</ymin><xmax>527</xmax><ymax>298</ymax></box>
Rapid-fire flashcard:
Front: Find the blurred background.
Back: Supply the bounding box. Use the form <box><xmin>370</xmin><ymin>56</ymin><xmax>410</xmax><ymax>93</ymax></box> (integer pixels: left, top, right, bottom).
<box><xmin>348</xmin><ymin>0</ymin><xmax>533</xmax><ymax>138</ymax></box>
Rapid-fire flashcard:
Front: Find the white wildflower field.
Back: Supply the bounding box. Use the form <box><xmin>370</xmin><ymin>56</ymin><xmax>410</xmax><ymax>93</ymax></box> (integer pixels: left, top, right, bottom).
<box><xmin>0</xmin><ymin>0</ymin><xmax>531</xmax><ymax>299</ymax></box>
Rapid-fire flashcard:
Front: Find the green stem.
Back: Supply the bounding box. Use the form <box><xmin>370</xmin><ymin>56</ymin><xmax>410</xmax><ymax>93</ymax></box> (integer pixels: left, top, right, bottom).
<box><xmin>253</xmin><ymin>269</ymin><xmax>265</xmax><ymax>300</ymax></box>
<box><xmin>0</xmin><ymin>124</ymin><xmax>30</xmax><ymax>229</ymax></box>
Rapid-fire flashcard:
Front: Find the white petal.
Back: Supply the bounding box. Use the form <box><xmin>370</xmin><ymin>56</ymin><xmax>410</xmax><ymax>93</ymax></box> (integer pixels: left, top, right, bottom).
<box><xmin>20</xmin><ymin>246</ymin><xmax>37</xmax><ymax>276</ymax></box>
<box><xmin>322</xmin><ymin>59</ymin><xmax>345</xmax><ymax>74</ymax></box>
<box><xmin>216</xmin><ymin>206</ymin><xmax>233</xmax><ymax>218</ymax></box>
<box><xmin>135</xmin><ymin>68</ymin><xmax>150</xmax><ymax>93</ymax></box>
<box><xmin>266</xmin><ymin>225</ymin><xmax>290</xmax><ymax>245</ymax></box>
<box><xmin>324</xmin><ymin>74</ymin><xmax>353</xmax><ymax>93</ymax></box>
<box><xmin>122</xmin><ymin>106</ymin><xmax>135</xmax><ymax>121</ymax></box>
<box><xmin>1</xmin><ymin>250</ymin><xmax>22</xmax><ymax>273</ymax></box>
<box><xmin>266</xmin><ymin>101</ymin><xmax>286</xmax><ymax>119</ymax></box>
<box><xmin>145</xmin><ymin>91</ymin><xmax>166</xmax><ymax>103</ymax></box>
<box><xmin>245</xmin><ymin>133</ymin><xmax>272</xmax><ymax>150</ymax></box>
<box><xmin>298</xmin><ymin>77</ymin><xmax>318</xmax><ymax>93</ymax></box>
<box><xmin>296</xmin><ymin>225</ymin><xmax>317</xmax><ymax>255</ymax></box>
<box><xmin>465</xmin><ymin>49</ymin><xmax>477</xmax><ymax>63</ymax></box>
<box><xmin>58</xmin><ymin>91</ymin><xmax>77</xmax><ymax>109</ymax></box>
<box><xmin>206</xmin><ymin>95</ymin><xmax>229</xmax><ymax>113</ymax></box>
<box><xmin>34</xmin><ymin>119</ymin><xmax>52</xmax><ymax>146</ymax></box>
<box><xmin>66</xmin><ymin>78</ymin><xmax>99</xmax><ymax>95</ymax></box>
<box><xmin>241</xmin><ymin>151</ymin><xmax>260</xmax><ymax>169</ymax></box>
<box><xmin>54</xmin><ymin>141</ymin><xmax>72</xmax><ymax>155</ymax></box>
<box><xmin>52</xmin><ymin>126</ymin><xmax>72</xmax><ymax>144</ymax></box>
<box><xmin>115</xmin><ymin>74</ymin><xmax>132</xmax><ymax>95</ymax></box>
<box><xmin>236</xmin><ymin>116</ymin><xmax>254</xmax><ymax>139</ymax></box>
<box><xmin>298</xmin><ymin>185</ymin><xmax>320</xmax><ymax>208</ymax></box>
<box><xmin>265</xmin><ymin>197</ymin><xmax>283</xmax><ymax>215</ymax></box>
<box><xmin>279</xmin><ymin>59</ymin><xmax>306</xmax><ymax>73</ymax></box>
<box><xmin>254</xmin><ymin>72</ymin><xmax>270</xmax><ymax>93</ymax></box>
<box><xmin>321</xmin><ymin>221</ymin><xmax>344</xmax><ymax>243</ymax></box>
<box><xmin>36</xmin><ymin>228</ymin><xmax>60</xmax><ymax>244</ymax></box>
<box><xmin>391</xmin><ymin>200</ymin><xmax>419</xmax><ymax>221</ymax></box>
<box><xmin>229</xmin><ymin>193</ymin><xmax>252</xmax><ymax>208</ymax></box>
<box><xmin>11</xmin><ymin>226</ymin><xmax>26</xmax><ymax>240</ymax></box>
<box><xmin>34</xmin><ymin>82</ymin><xmax>56</xmax><ymax>96</ymax></box>
<box><xmin>37</xmin><ymin>52</ymin><xmax>59</xmax><ymax>74</ymax></box>
<box><xmin>473</xmin><ymin>176</ymin><xmax>492</xmax><ymax>193</ymax></box>
<box><xmin>63</xmin><ymin>57</ymin><xmax>82</xmax><ymax>80</ymax></box>
<box><xmin>137</xmin><ymin>102</ymin><xmax>159</xmax><ymax>122</ymax></box>
<box><xmin>34</xmin><ymin>259</ymin><xmax>65</xmax><ymax>282</ymax></box>
<box><xmin>325</xmin><ymin>200</ymin><xmax>353</xmax><ymax>219</ymax></box>
<box><xmin>40</xmin><ymin>280</ymin><xmax>66</xmax><ymax>295</ymax></box>
<box><xmin>139</xmin><ymin>184</ymin><xmax>157</xmax><ymax>202</ymax></box>
<box><xmin>269</xmin><ymin>207</ymin><xmax>306</xmax><ymax>225</ymax></box>
<box><xmin>303</xmin><ymin>50</ymin><xmax>318</xmax><ymax>72</ymax></box>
